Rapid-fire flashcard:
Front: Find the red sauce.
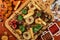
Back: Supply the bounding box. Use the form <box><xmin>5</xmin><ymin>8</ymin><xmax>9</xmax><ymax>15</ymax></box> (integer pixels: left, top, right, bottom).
<box><xmin>54</xmin><ymin>35</ymin><xmax>60</xmax><ymax>40</ymax></box>
<box><xmin>49</xmin><ymin>24</ymin><xmax>59</xmax><ymax>34</ymax></box>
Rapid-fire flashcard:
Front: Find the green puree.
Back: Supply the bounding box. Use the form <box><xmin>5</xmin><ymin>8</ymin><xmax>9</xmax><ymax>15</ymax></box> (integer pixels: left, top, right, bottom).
<box><xmin>32</xmin><ymin>24</ymin><xmax>42</xmax><ymax>33</ymax></box>
<box><xmin>19</xmin><ymin>25</ymin><xmax>25</xmax><ymax>32</ymax></box>
<box><xmin>36</xmin><ymin>12</ymin><xmax>41</xmax><ymax>17</ymax></box>
<box><xmin>17</xmin><ymin>15</ymin><xmax>23</xmax><ymax>21</ymax></box>
<box><xmin>22</xmin><ymin>9</ymin><xmax>27</xmax><ymax>14</ymax></box>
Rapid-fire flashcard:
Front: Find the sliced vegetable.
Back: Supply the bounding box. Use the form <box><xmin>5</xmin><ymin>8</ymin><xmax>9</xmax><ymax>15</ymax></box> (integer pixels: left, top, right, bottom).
<box><xmin>36</xmin><ymin>12</ymin><xmax>41</xmax><ymax>17</ymax></box>
<box><xmin>19</xmin><ymin>25</ymin><xmax>25</xmax><ymax>32</ymax></box>
<box><xmin>23</xmin><ymin>32</ymin><xmax>31</xmax><ymax>39</ymax></box>
<box><xmin>15</xmin><ymin>29</ymin><xmax>22</xmax><ymax>34</ymax></box>
<box><xmin>32</xmin><ymin>27</ymin><xmax>39</xmax><ymax>33</ymax></box>
<box><xmin>17</xmin><ymin>15</ymin><xmax>23</xmax><ymax>21</ymax></box>
<box><xmin>32</xmin><ymin>24</ymin><xmax>42</xmax><ymax>33</ymax></box>
<box><xmin>10</xmin><ymin>20</ymin><xmax>17</xmax><ymax>29</ymax></box>
<box><xmin>13</xmin><ymin>24</ymin><xmax>17</xmax><ymax>29</ymax></box>
<box><xmin>22</xmin><ymin>9</ymin><xmax>27</xmax><ymax>14</ymax></box>
<box><xmin>23</xmin><ymin>9</ymin><xmax>34</xmax><ymax>19</ymax></box>
<box><xmin>25</xmin><ymin>16</ymin><xmax>34</xmax><ymax>24</ymax></box>
<box><xmin>36</xmin><ymin>24</ymin><xmax>42</xmax><ymax>29</ymax></box>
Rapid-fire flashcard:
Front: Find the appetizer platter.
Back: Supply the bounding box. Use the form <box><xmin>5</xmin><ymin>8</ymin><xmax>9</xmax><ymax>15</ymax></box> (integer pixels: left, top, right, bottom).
<box><xmin>0</xmin><ymin>0</ymin><xmax>60</xmax><ymax>40</ymax></box>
